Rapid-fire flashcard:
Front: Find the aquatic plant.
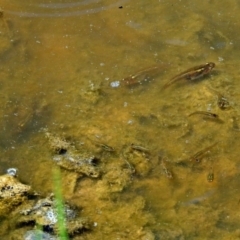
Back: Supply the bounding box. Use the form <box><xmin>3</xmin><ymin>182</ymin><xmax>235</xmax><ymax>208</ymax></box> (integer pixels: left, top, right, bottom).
<box><xmin>53</xmin><ymin>168</ymin><xmax>69</xmax><ymax>240</ymax></box>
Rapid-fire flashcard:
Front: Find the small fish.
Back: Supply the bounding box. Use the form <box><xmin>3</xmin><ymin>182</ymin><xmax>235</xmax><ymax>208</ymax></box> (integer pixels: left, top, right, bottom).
<box><xmin>207</xmin><ymin>167</ymin><xmax>214</xmax><ymax>182</ymax></box>
<box><xmin>90</xmin><ymin>139</ymin><xmax>115</xmax><ymax>152</ymax></box>
<box><xmin>217</xmin><ymin>96</ymin><xmax>230</xmax><ymax>110</ymax></box>
<box><xmin>98</xmin><ymin>143</ymin><xmax>115</xmax><ymax>152</ymax></box>
<box><xmin>181</xmin><ymin>190</ymin><xmax>215</xmax><ymax>206</ymax></box>
<box><xmin>130</xmin><ymin>143</ymin><xmax>150</xmax><ymax>153</ymax></box>
<box><xmin>208</xmin><ymin>87</ymin><xmax>230</xmax><ymax>110</ymax></box>
<box><xmin>131</xmin><ymin>143</ymin><xmax>151</xmax><ymax>160</ymax></box>
<box><xmin>232</xmin><ymin>117</ymin><xmax>240</xmax><ymax>131</ymax></box>
<box><xmin>163</xmin><ymin>62</ymin><xmax>215</xmax><ymax>89</ymax></box>
<box><xmin>159</xmin><ymin>156</ymin><xmax>173</xmax><ymax>179</ymax></box>
<box><xmin>189</xmin><ymin>142</ymin><xmax>218</xmax><ymax>162</ymax></box>
<box><xmin>120</xmin><ymin>147</ymin><xmax>136</xmax><ymax>173</ymax></box>
<box><xmin>188</xmin><ymin>111</ymin><xmax>219</xmax><ymax>119</ymax></box>
<box><xmin>121</xmin><ymin>65</ymin><xmax>167</xmax><ymax>87</ymax></box>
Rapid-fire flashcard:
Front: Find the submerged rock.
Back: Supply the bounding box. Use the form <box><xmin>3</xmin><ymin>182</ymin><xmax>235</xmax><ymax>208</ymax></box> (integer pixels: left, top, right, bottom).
<box><xmin>17</xmin><ymin>194</ymin><xmax>91</xmax><ymax>237</ymax></box>
<box><xmin>45</xmin><ymin>132</ymin><xmax>100</xmax><ymax>178</ymax></box>
<box><xmin>24</xmin><ymin>230</ymin><xmax>57</xmax><ymax>240</ymax></box>
<box><xmin>6</xmin><ymin>167</ymin><xmax>18</xmax><ymax>177</ymax></box>
<box><xmin>45</xmin><ymin>132</ymin><xmax>71</xmax><ymax>155</ymax></box>
<box><xmin>0</xmin><ymin>174</ymin><xmax>32</xmax><ymax>215</ymax></box>
<box><xmin>52</xmin><ymin>151</ymin><xmax>100</xmax><ymax>178</ymax></box>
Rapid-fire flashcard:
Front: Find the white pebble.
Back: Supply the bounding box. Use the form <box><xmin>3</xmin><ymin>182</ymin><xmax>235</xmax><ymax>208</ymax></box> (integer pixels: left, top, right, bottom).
<box><xmin>6</xmin><ymin>168</ymin><xmax>18</xmax><ymax>177</ymax></box>
<box><xmin>110</xmin><ymin>81</ymin><xmax>120</xmax><ymax>88</ymax></box>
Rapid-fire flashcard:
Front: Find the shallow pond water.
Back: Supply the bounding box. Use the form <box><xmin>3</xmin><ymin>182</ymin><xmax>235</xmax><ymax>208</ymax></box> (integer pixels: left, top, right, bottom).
<box><xmin>1</xmin><ymin>0</ymin><xmax>240</xmax><ymax>239</ymax></box>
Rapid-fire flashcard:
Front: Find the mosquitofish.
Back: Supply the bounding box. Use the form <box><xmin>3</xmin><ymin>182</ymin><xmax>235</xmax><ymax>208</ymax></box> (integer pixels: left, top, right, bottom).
<box><xmin>131</xmin><ymin>144</ymin><xmax>151</xmax><ymax>160</ymax></box>
<box><xmin>160</xmin><ymin>157</ymin><xmax>173</xmax><ymax>179</ymax></box>
<box><xmin>208</xmin><ymin>87</ymin><xmax>230</xmax><ymax>110</ymax></box>
<box><xmin>207</xmin><ymin>167</ymin><xmax>214</xmax><ymax>182</ymax></box>
<box><xmin>121</xmin><ymin>64</ymin><xmax>167</xmax><ymax>87</ymax></box>
<box><xmin>232</xmin><ymin>117</ymin><xmax>240</xmax><ymax>131</ymax></box>
<box><xmin>120</xmin><ymin>147</ymin><xmax>135</xmax><ymax>173</ymax></box>
<box><xmin>181</xmin><ymin>189</ymin><xmax>215</xmax><ymax>206</ymax></box>
<box><xmin>188</xmin><ymin>111</ymin><xmax>219</xmax><ymax>119</ymax></box>
<box><xmin>131</xmin><ymin>143</ymin><xmax>150</xmax><ymax>153</ymax></box>
<box><xmin>163</xmin><ymin>62</ymin><xmax>215</xmax><ymax>89</ymax></box>
<box><xmin>90</xmin><ymin>139</ymin><xmax>115</xmax><ymax>152</ymax></box>
<box><xmin>189</xmin><ymin>142</ymin><xmax>218</xmax><ymax>162</ymax></box>
<box><xmin>97</xmin><ymin>143</ymin><xmax>115</xmax><ymax>152</ymax></box>
<box><xmin>217</xmin><ymin>95</ymin><xmax>230</xmax><ymax>110</ymax></box>
<box><xmin>162</xmin><ymin>163</ymin><xmax>173</xmax><ymax>179</ymax></box>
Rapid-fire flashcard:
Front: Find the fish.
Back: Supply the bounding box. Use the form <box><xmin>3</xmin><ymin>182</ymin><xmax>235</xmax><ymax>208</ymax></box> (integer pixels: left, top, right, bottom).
<box><xmin>120</xmin><ymin>146</ymin><xmax>136</xmax><ymax>174</ymax></box>
<box><xmin>130</xmin><ymin>143</ymin><xmax>150</xmax><ymax>153</ymax></box>
<box><xmin>159</xmin><ymin>157</ymin><xmax>173</xmax><ymax>179</ymax></box>
<box><xmin>188</xmin><ymin>111</ymin><xmax>219</xmax><ymax>119</ymax></box>
<box><xmin>232</xmin><ymin>117</ymin><xmax>240</xmax><ymax>131</ymax></box>
<box><xmin>95</xmin><ymin>142</ymin><xmax>115</xmax><ymax>152</ymax></box>
<box><xmin>208</xmin><ymin>87</ymin><xmax>230</xmax><ymax>110</ymax></box>
<box><xmin>189</xmin><ymin>142</ymin><xmax>218</xmax><ymax>162</ymax></box>
<box><xmin>121</xmin><ymin>64</ymin><xmax>167</xmax><ymax>87</ymax></box>
<box><xmin>89</xmin><ymin>138</ymin><xmax>115</xmax><ymax>152</ymax></box>
<box><xmin>163</xmin><ymin>62</ymin><xmax>215</xmax><ymax>89</ymax></box>
<box><xmin>131</xmin><ymin>143</ymin><xmax>151</xmax><ymax>160</ymax></box>
<box><xmin>207</xmin><ymin>167</ymin><xmax>214</xmax><ymax>182</ymax></box>
<box><xmin>158</xmin><ymin>152</ymin><xmax>173</xmax><ymax>178</ymax></box>
<box><xmin>181</xmin><ymin>189</ymin><xmax>215</xmax><ymax>206</ymax></box>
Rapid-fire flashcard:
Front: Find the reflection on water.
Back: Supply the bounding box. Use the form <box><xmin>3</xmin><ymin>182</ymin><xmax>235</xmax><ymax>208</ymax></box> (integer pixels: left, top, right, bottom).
<box><xmin>1</xmin><ymin>0</ymin><xmax>240</xmax><ymax>239</ymax></box>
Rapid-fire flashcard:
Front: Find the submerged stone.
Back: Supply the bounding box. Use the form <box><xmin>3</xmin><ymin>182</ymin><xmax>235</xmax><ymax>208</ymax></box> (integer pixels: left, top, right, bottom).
<box><xmin>17</xmin><ymin>194</ymin><xmax>91</xmax><ymax>237</ymax></box>
<box><xmin>45</xmin><ymin>132</ymin><xmax>100</xmax><ymax>178</ymax></box>
<box><xmin>24</xmin><ymin>230</ymin><xmax>57</xmax><ymax>240</ymax></box>
<box><xmin>0</xmin><ymin>174</ymin><xmax>31</xmax><ymax>215</ymax></box>
<box><xmin>52</xmin><ymin>151</ymin><xmax>100</xmax><ymax>178</ymax></box>
<box><xmin>6</xmin><ymin>167</ymin><xmax>18</xmax><ymax>177</ymax></box>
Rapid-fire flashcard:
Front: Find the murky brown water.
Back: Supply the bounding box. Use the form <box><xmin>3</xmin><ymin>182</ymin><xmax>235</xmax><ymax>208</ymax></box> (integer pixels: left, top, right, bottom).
<box><xmin>1</xmin><ymin>0</ymin><xmax>240</xmax><ymax>239</ymax></box>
